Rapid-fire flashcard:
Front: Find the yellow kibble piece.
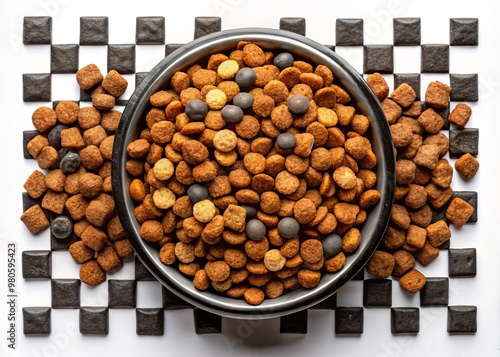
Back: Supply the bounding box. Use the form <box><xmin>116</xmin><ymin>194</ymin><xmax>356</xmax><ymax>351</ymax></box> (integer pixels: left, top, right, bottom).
<box><xmin>217</xmin><ymin>59</ymin><xmax>240</xmax><ymax>80</ymax></box>
<box><xmin>152</xmin><ymin>187</ymin><xmax>176</xmax><ymax>209</ymax></box>
<box><xmin>153</xmin><ymin>158</ymin><xmax>174</xmax><ymax>181</ymax></box>
<box><xmin>263</xmin><ymin>249</ymin><xmax>286</xmax><ymax>272</ymax></box>
<box><xmin>193</xmin><ymin>199</ymin><xmax>217</xmax><ymax>223</ymax></box>
<box><xmin>205</xmin><ymin>89</ymin><xmax>227</xmax><ymax>110</ymax></box>
<box><xmin>213</xmin><ymin>129</ymin><xmax>238</xmax><ymax>152</ymax></box>
<box><xmin>214</xmin><ymin>149</ymin><xmax>238</xmax><ymax>167</ymax></box>
<box><xmin>317</xmin><ymin>107</ymin><xmax>338</xmax><ymax>127</ymax></box>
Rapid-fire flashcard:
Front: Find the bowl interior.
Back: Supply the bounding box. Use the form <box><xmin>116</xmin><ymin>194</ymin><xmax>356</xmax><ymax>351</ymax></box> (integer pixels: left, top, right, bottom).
<box><xmin>112</xmin><ymin>28</ymin><xmax>395</xmax><ymax>319</ymax></box>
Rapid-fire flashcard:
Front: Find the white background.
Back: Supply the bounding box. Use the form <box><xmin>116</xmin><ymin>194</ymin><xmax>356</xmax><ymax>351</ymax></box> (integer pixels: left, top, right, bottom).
<box><xmin>1</xmin><ymin>0</ymin><xmax>499</xmax><ymax>356</ymax></box>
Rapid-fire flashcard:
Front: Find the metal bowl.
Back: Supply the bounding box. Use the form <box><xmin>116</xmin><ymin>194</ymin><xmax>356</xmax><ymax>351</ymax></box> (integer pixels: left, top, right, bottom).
<box><xmin>112</xmin><ymin>28</ymin><xmax>395</xmax><ymax>320</ymax></box>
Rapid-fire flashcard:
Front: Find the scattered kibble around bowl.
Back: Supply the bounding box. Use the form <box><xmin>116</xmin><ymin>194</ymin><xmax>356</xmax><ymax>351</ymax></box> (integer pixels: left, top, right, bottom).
<box><xmin>21</xmin><ymin>64</ymin><xmax>135</xmax><ymax>285</ymax></box>
<box><xmin>126</xmin><ymin>41</ymin><xmax>382</xmax><ymax>305</ymax></box>
<box><xmin>365</xmin><ymin>73</ymin><xmax>478</xmax><ymax>293</ymax></box>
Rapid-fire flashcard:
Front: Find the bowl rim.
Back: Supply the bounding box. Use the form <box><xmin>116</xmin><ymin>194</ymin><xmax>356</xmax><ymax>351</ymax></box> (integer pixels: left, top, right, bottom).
<box><xmin>112</xmin><ymin>27</ymin><xmax>395</xmax><ymax>320</ymax></box>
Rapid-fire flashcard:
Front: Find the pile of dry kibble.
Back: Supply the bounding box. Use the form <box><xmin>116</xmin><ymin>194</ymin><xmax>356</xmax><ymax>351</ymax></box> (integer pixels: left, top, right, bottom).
<box><xmin>21</xmin><ymin>64</ymin><xmax>134</xmax><ymax>285</ymax></box>
<box><xmin>125</xmin><ymin>41</ymin><xmax>382</xmax><ymax>305</ymax></box>
<box><xmin>364</xmin><ymin>73</ymin><xmax>479</xmax><ymax>293</ymax></box>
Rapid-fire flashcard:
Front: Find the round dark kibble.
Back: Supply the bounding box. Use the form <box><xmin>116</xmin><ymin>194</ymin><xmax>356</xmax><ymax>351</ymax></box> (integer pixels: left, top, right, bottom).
<box><xmin>322</xmin><ymin>234</ymin><xmax>343</xmax><ymax>258</ymax></box>
<box><xmin>245</xmin><ymin>219</ymin><xmax>267</xmax><ymax>241</ymax></box>
<box><xmin>276</xmin><ymin>133</ymin><xmax>296</xmax><ymax>149</ymax></box>
<box><xmin>221</xmin><ymin>104</ymin><xmax>244</xmax><ymax>123</ymax></box>
<box><xmin>187</xmin><ymin>184</ymin><xmax>209</xmax><ymax>203</ymax></box>
<box><xmin>48</xmin><ymin>124</ymin><xmax>68</xmax><ymax>150</ymax></box>
<box><xmin>51</xmin><ymin>216</ymin><xmax>74</xmax><ymax>239</ymax></box>
<box><xmin>277</xmin><ymin>217</ymin><xmax>300</xmax><ymax>239</ymax></box>
<box><xmin>274</xmin><ymin>52</ymin><xmax>294</xmax><ymax>70</ymax></box>
<box><xmin>233</xmin><ymin>92</ymin><xmax>254</xmax><ymax>110</ymax></box>
<box><xmin>288</xmin><ymin>94</ymin><xmax>310</xmax><ymax>114</ymax></box>
<box><xmin>55</xmin><ymin>148</ymin><xmax>70</xmax><ymax>169</ymax></box>
<box><xmin>185</xmin><ymin>99</ymin><xmax>208</xmax><ymax>121</ymax></box>
<box><xmin>235</xmin><ymin>67</ymin><xmax>257</xmax><ymax>87</ymax></box>
<box><xmin>242</xmin><ymin>205</ymin><xmax>257</xmax><ymax>219</ymax></box>
<box><xmin>60</xmin><ymin>151</ymin><xmax>81</xmax><ymax>174</ymax></box>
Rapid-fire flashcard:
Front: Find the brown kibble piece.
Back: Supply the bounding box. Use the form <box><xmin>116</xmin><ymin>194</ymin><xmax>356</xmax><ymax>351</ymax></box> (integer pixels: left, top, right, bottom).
<box><xmin>366</xmin><ymin>72</ymin><xmax>389</xmax><ymax>101</ymax></box>
<box><xmin>418</xmin><ymin>108</ymin><xmax>444</xmax><ymax>134</ymax></box>
<box><xmin>366</xmin><ymin>250</ymin><xmax>395</xmax><ymax>278</ymax></box>
<box><xmin>414</xmin><ymin>144</ymin><xmax>440</xmax><ymax>170</ymax></box>
<box><xmin>85</xmin><ymin>193</ymin><xmax>115</xmax><ymax>227</ymax></box>
<box><xmin>113</xmin><ymin>239</ymin><xmax>134</xmax><ymax>258</ymax></box>
<box><xmin>69</xmin><ymin>241</ymin><xmax>94</xmax><ymax>264</ymax></box>
<box><xmin>446</xmin><ymin>197</ymin><xmax>474</xmax><ymax>228</ymax></box>
<box><xmin>92</xmin><ymin>93</ymin><xmax>115</xmax><ymax>111</ymax></box>
<box><xmin>381</xmin><ymin>98</ymin><xmax>402</xmax><ymax>124</ymax></box>
<box><xmin>297</xmin><ymin>269</ymin><xmax>321</xmax><ymax>289</ymax></box>
<box><xmin>390</xmin><ymin>83</ymin><xmax>416</xmax><ymax>108</ymax></box>
<box><xmin>24</xmin><ymin>170</ymin><xmax>47</xmax><ymax>199</ymax></box>
<box><xmin>76</xmin><ymin>64</ymin><xmax>103</xmax><ymax>90</ymax></box>
<box><xmin>81</xmin><ymin>225</ymin><xmax>108</xmax><ymax>251</ymax></box>
<box><xmin>415</xmin><ymin>240</ymin><xmax>440</xmax><ymax>266</ymax></box>
<box><xmin>425</xmin><ymin>81</ymin><xmax>451</xmax><ymax>109</ymax></box>
<box><xmin>399</xmin><ymin>269</ymin><xmax>426</xmax><ymax>293</ymax></box>
<box><xmin>244</xmin><ymin>287</ymin><xmax>265</xmax><ymax>305</ymax></box>
<box><xmin>448</xmin><ymin>103</ymin><xmax>472</xmax><ymax>128</ymax></box>
<box><xmin>205</xmin><ymin>260</ymin><xmax>231</xmax><ymax>282</ymax></box>
<box><xmin>392</xmin><ymin>250</ymin><xmax>415</xmax><ymax>278</ymax></box>
<box><xmin>20</xmin><ymin>204</ymin><xmax>50</xmax><ymax>234</ymax></box>
<box><xmin>454</xmin><ymin>153</ymin><xmax>479</xmax><ymax>179</ymax></box>
<box><xmin>293</xmin><ymin>198</ymin><xmax>317</xmax><ymax>224</ymax></box>
<box><xmin>27</xmin><ymin>135</ymin><xmax>49</xmax><ymax>159</ymax></box>
<box><xmin>426</xmin><ymin>220</ymin><xmax>451</xmax><ymax>247</ymax></box>
<box><xmin>80</xmin><ymin>260</ymin><xmax>106</xmax><ymax>286</ymax></box>
<box><xmin>96</xmin><ymin>245</ymin><xmax>122</xmax><ymax>271</ymax></box>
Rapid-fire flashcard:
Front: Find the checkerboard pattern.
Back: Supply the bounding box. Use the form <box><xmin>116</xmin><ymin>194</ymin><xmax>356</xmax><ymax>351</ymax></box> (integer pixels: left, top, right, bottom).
<box><xmin>21</xmin><ymin>16</ymin><xmax>479</xmax><ymax>336</ymax></box>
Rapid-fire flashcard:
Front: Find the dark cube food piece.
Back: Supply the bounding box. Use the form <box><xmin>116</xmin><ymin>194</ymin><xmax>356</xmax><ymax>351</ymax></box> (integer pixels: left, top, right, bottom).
<box><xmin>194</xmin><ymin>17</ymin><xmax>221</xmax><ymax>39</ymax></box>
<box><xmin>364</xmin><ymin>45</ymin><xmax>394</xmax><ymax>74</ymax></box>
<box><xmin>136</xmin><ymin>17</ymin><xmax>165</xmax><ymax>44</ymax></box>
<box><xmin>51</xmin><ymin>279</ymin><xmax>81</xmax><ymax>308</ymax></box>
<box><xmin>80</xmin><ymin>17</ymin><xmax>108</xmax><ymax>45</ymax></box>
<box><xmin>336</xmin><ymin>19</ymin><xmax>363</xmax><ymax>46</ymax></box>
<box><xmin>450</xmin><ymin>74</ymin><xmax>478</xmax><ymax>102</ymax></box>
<box><xmin>450</xmin><ymin>18</ymin><xmax>479</xmax><ymax>46</ymax></box>
<box><xmin>23</xmin><ymin>307</ymin><xmax>51</xmax><ymax>335</ymax></box>
<box><xmin>135</xmin><ymin>255</ymin><xmax>156</xmax><ymax>281</ymax></box>
<box><xmin>449</xmin><ymin>248</ymin><xmax>476</xmax><ymax>277</ymax></box>
<box><xmin>162</xmin><ymin>285</ymin><xmax>192</xmax><ymax>309</ymax></box>
<box><xmin>420</xmin><ymin>277</ymin><xmax>449</xmax><ymax>306</ymax></box>
<box><xmin>280</xmin><ymin>309</ymin><xmax>308</xmax><ymax>334</ymax></box>
<box><xmin>335</xmin><ymin>307</ymin><xmax>364</xmax><ymax>334</ymax></box>
<box><xmin>393</xmin><ymin>18</ymin><xmax>421</xmax><ymax>46</ymax></box>
<box><xmin>136</xmin><ymin>308</ymin><xmax>164</xmax><ymax>335</ymax></box>
<box><xmin>363</xmin><ymin>279</ymin><xmax>392</xmax><ymax>307</ymax></box>
<box><xmin>165</xmin><ymin>43</ymin><xmax>185</xmax><ymax>57</ymax></box>
<box><xmin>23</xmin><ymin>73</ymin><xmax>51</xmax><ymax>102</ymax></box>
<box><xmin>22</xmin><ymin>250</ymin><xmax>51</xmax><ymax>279</ymax></box>
<box><xmin>107</xmin><ymin>44</ymin><xmax>135</xmax><ymax>74</ymax></box>
<box><xmin>311</xmin><ymin>293</ymin><xmax>337</xmax><ymax>310</ymax></box>
<box><xmin>193</xmin><ymin>308</ymin><xmax>222</xmax><ymax>334</ymax></box>
<box><xmin>80</xmin><ymin>307</ymin><xmax>109</xmax><ymax>335</ymax></box>
<box><xmin>279</xmin><ymin>17</ymin><xmax>306</xmax><ymax>36</ymax></box>
<box><xmin>447</xmin><ymin>305</ymin><xmax>477</xmax><ymax>334</ymax></box>
<box><xmin>51</xmin><ymin>44</ymin><xmax>79</xmax><ymax>74</ymax></box>
<box><xmin>391</xmin><ymin>307</ymin><xmax>419</xmax><ymax>334</ymax></box>
<box><xmin>421</xmin><ymin>44</ymin><xmax>449</xmax><ymax>73</ymax></box>
<box><xmin>23</xmin><ymin>16</ymin><xmax>52</xmax><ymax>44</ymax></box>
<box><xmin>449</xmin><ymin>128</ymin><xmax>479</xmax><ymax>158</ymax></box>
<box><xmin>108</xmin><ymin>280</ymin><xmax>136</xmax><ymax>308</ymax></box>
